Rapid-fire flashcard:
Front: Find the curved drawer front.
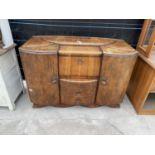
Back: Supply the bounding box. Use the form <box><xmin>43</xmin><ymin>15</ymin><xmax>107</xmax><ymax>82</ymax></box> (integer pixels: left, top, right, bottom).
<box><xmin>60</xmin><ymin>79</ymin><xmax>98</xmax><ymax>106</ymax></box>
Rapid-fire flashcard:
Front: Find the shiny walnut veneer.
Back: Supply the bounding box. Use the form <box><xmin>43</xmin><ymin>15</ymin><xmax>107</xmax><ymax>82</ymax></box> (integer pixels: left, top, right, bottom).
<box><xmin>19</xmin><ymin>36</ymin><xmax>137</xmax><ymax>108</ymax></box>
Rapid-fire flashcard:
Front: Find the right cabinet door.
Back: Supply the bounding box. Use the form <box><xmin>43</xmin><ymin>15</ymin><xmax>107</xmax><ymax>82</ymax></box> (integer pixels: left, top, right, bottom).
<box><xmin>96</xmin><ymin>54</ymin><xmax>137</xmax><ymax>106</ymax></box>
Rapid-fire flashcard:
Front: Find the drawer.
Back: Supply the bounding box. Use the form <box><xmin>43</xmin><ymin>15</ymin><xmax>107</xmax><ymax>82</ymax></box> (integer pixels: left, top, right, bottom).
<box><xmin>60</xmin><ymin>79</ymin><xmax>98</xmax><ymax>106</ymax></box>
<box><xmin>59</xmin><ymin>55</ymin><xmax>101</xmax><ymax>78</ymax></box>
<box><xmin>0</xmin><ymin>49</ymin><xmax>16</xmax><ymax>74</ymax></box>
<box><xmin>59</xmin><ymin>45</ymin><xmax>102</xmax><ymax>78</ymax></box>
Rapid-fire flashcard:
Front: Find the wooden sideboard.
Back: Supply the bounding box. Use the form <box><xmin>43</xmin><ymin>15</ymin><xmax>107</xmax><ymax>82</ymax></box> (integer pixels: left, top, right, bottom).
<box><xmin>19</xmin><ymin>36</ymin><xmax>137</xmax><ymax>108</ymax></box>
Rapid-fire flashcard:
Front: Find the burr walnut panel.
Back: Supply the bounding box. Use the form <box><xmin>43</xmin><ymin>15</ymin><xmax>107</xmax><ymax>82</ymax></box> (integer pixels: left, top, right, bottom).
<box><xmin>19</xmin><ymin>35</ymin><xmax>137</xmax><ymax>108</ymax></box>
<box><xmin>96</xmin><ymin>54</ymin><xmax>137</xmax><ymax>106</ymax></box>
<box><xmin>59</xmin><ymin>55</ymin><xmax>101</xmax><ymax>78</ymax></box>
<box><xmin>20</xmin><ymin>52</ymin><xmax>60</xmax><ymax>106</ymax></box>
<box><xmin>60</xmin><ymin>79</ymin><xmax>98</xmax><ymax>107</ymax></box>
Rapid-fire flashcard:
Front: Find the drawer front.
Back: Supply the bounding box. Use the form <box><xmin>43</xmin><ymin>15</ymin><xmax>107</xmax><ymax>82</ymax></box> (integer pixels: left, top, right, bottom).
<box><xmin>0</xmin><ymin>49</ymin><xmax>16</xmax><ymax>74</ymax></box>
<box><xmin>60</xmin><ymin>79</ymin><xmax>98</xmax><ymax>106</ymax></box>
<box><xmin>59</xmin><ymin>55</ymin><xmax>101</xmax><ymax>78</ymax></box>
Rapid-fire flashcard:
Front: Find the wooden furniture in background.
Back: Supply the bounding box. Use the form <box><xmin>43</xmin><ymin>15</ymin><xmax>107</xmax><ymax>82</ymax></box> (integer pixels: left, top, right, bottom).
<box><xmin>137</xmin><ymin>19</ymin><xmax>155</xmax><ymax>57</ymax></box>
<box><xmin>127</xmin><ymin>19</ymin><xmax>155</xmax><ymax>115</ymax></box>
<box><xmin>0</xmin><ymin>20</ymin><xmax>24</xmax><ymax>111</ymax></box>
<box><xmin>20</xmin><ymin>36</ymin><xmax>137</xmax><ymax>108</ymax></box>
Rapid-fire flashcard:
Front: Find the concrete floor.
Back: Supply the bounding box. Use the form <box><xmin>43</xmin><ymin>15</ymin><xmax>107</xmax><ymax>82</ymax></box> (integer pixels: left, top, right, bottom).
<box><xmin>0</xmin><ymin>90</ymin><xmax>155</xmax><ymax>135</ymax></box>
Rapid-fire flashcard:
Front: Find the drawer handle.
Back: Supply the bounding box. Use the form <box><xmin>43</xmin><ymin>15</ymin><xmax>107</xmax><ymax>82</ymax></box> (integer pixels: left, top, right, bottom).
<box><xmin>77</xmin><ymin>58</ymin><xmax>84</xmax><ymax>64</ymax></box>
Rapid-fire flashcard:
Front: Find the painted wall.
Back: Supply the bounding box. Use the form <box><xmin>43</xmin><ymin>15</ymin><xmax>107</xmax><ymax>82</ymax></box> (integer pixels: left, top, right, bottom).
<box><xmin>9</xmin><ymin>19</ymin><xmax>144</xmax><ymax>78</ymax></box>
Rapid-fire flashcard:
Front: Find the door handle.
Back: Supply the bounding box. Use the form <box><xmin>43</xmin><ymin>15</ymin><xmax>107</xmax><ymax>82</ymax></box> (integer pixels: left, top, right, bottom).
<box><xmin>100</xmin><ymin>77</ymin><xmax>107</xmax><ymax>85</ymax></box>
<box><xmin>51</xmin><ymin>76</ymin><xmax>58</xmax><ymax>84</ymax></box>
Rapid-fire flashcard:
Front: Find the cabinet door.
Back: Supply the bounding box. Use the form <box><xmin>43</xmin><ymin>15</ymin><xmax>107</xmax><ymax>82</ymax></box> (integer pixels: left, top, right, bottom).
<box><xmin>96</xmin><ymin>54</ymin><xmax>137</xmax><ymax>106</ymax></box>
<box><xmin>60</xmin><ymin>79</ymin><xmax>97</xmax><ymax>107</ymax></box>
<box><xmin>21</xmin><ymin>53</ymin><xmax>59</xmax><ymax>106</ymax></box>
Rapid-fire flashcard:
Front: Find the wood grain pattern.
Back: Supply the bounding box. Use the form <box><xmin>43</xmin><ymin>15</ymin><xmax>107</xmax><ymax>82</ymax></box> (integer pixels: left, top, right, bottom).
<box><xmin>60</xmin><ymin>79</ymin><xmax>97</xmax><ymax>107</ymax></box>
<box><xmin>127</xmin><ymin>55</ymin><xmax>155</xmax><ymax>114</ymax></box>
<box><xmin>150</xmin><ymin>78</ymin><xmax>155</xmax><ymax>92</ymax></box>
<box><xmin>136</xmin><ymin>19</ymin><xmax>155</xmax><ymax>58</ymax></box>
<box><xmin>20</xmin><ymin>35</ymin><xmax>137</xmax><ymax>108</ymax></box>
<box><xmin>20</xmin><ymin>52</ymin><xmax>60</xmax><ymax>106</ymax></box>
<box><xmin>59</xmin><ymin>45</ymin><xmax>102</xmax><ymax>56</ymax></box>
<box><xmin>59</xmin><ymin>55</ymin><xmax>101</xmax><ymax>78</ymax></box>
<box><xmin>96</xmin><ymin>54</ymin><xmax>137</xmax><ymax>106</ymax></box>
<box><xmin>137</xmin><ymin>19</ymin><xmax>152</xmax><ymax>48</ymax></box>
<box><xmin>127</xmin><ymin>20</ymin><xmax>155</xmax><ymax>115</ymax></box>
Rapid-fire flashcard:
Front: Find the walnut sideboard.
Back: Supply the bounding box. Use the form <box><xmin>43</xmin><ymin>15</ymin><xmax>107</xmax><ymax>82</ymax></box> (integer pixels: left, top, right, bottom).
<box><xmin>19</xmin><ymin>36</ymin><xmax>137</xmax><ymax>108</ymax></box>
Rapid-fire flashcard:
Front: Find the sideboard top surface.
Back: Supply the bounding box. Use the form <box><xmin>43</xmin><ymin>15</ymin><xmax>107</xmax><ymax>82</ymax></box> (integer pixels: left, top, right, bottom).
<box><xmin>19</xmin><ymin>35</ymin><xmax>137</xmax><ymax>55</ymax></box>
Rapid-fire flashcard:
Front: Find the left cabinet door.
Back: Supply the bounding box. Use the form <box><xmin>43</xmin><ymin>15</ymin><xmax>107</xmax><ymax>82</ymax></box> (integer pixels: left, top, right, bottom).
<box><xmin>20</xmin><ymin>53</ymin><xmax>60</xmax><ymax>107</ymax></box>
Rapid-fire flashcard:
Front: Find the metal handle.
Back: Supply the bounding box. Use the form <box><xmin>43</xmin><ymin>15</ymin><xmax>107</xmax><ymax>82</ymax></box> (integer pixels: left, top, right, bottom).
<box><xmin>100</xmin><ymin>77</ymin><xmax>107</xmax><ymax>85</ymax></box>
<box><xmin>77</xmin><ymin>57</ymin><xmax>84</xmax><ymax>64</ymax></box>
<box><xmin>51</xmin><ymin>76</ymin><xmax>58</xmax><ymax>84</ymax></box>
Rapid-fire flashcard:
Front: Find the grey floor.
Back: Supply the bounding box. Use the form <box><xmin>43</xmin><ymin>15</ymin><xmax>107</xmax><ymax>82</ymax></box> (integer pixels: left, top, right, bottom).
<box><xmin>0</xmin><ymin>90</ymin><xmax>155</xmax><ymax>135</ymax></box>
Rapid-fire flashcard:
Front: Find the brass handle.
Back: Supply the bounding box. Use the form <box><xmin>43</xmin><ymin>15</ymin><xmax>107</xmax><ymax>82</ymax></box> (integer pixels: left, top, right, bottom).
<box><xmin>52</xmin><ymin>79</ymin><xmax>57</xmax><ymax>84</ymax></box>
<box><xmin>77</xmin><ymin>57</ymin><xmax>84</xmax><ymax>64</ymax></box>
<box><xmin>51</xmin><ymin>76</ymin><xmax>58</xmax><ymax>84</ymax></box>
<box><xmin>100</xmin><ymin>77</ymin><xmax>107</xmax><ymax>85</ymax></box>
